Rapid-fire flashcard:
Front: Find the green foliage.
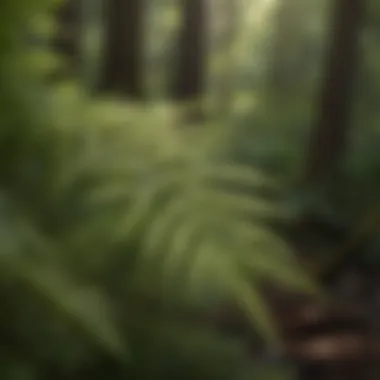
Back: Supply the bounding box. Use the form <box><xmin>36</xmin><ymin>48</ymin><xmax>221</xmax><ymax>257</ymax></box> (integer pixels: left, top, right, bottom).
<box><xmin>0</xmin><ymin>1</ymin><xmax>320</xmax><ymax>379</ymax></box>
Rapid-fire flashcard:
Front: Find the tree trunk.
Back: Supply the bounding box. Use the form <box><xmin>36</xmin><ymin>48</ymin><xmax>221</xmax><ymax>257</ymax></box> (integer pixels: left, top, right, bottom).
<box><xmin>172</xmin><ymin>0</ymin><xmax>207</xmax><ymax>122</ymax></box>
<box><xmin>98</xmin><ymin>0</ymin><xmax>145</xmax><ymax>99</ymax></box>
<box><xmin>304</xmin><ymin>0</ymin><xmax>367</xmax><ymax>187</ymax></box>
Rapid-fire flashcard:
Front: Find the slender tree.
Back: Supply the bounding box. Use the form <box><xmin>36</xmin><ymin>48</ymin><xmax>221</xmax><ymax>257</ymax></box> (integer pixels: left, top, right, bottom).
<box><xmin>297</xmin><ymin>3</ymin><xmax>370</xmax><ymax>378</ymax></box>
<box><xmin>98</xmin><ymin>0</ymin><xmax>145</xmax><ymax>98</ymax></box>
<box><xmin>172</xmin><ymin>0</ymin><xmax>207</xmax><ymax>121</ymax></box>
<box><xmin>304</xmin><ymin>0</ymin><xmax>367</xmax><ymax>187</ymax></box>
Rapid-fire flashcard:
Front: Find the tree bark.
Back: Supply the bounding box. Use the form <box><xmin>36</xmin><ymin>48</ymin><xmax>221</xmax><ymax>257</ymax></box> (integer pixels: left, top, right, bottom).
<box><xmin>172</xmin><ymin>0</ymin><xmax>207</xmax><ymax>122</ymax></box>
<box><xmin>304</xmin><ymin>0</ymin><xmax>367</xmax><ymax>187</ymax></box>
<box><xmin>98</xmin><ymin>0</ymin><xmax>145</xmax><ymax>99</ymax></box>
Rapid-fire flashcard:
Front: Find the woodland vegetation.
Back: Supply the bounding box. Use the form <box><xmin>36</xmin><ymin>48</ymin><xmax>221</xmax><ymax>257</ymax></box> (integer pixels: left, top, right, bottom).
<box><xmin>0</xmin><ymin>0</ymin><xmax>379</xmax><ymax>379</ymax></box>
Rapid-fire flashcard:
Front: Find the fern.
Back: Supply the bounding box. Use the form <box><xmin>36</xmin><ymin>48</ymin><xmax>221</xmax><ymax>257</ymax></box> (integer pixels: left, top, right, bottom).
<box><xmin>55</xmin><ymin>95</ymin><xmax>317</xmax><ymax>336</ymax></box>
<box><xmin>0</xmin><ymin>0</ymin><xmax>316</xmax><ymax>378</ymax></box>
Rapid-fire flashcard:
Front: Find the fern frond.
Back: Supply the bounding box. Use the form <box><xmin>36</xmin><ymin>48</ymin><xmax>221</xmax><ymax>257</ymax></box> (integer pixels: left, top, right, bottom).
<box><xmin>53</xmin><ymin>100</ymin><xmax>317</xmax><ymax>342</ymax></box>
<box><xmin>0</xmin><ymin>192</ymin><xmax>126</xmax><ymax>358</ymax></box>
<box><xmin>0</xmin><ymin>1</ymin><xmax>315</xmax><ymax>375</ymax></box>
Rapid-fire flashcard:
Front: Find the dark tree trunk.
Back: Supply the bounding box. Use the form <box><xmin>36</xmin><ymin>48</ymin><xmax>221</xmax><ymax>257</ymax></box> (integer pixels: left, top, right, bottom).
<box><xmin>98</xmin><ymin>0</ymin><xmax>145</xmax><ymax>99</ymax></box>
<box><xmin>304</xmin><ymin>0</ymin><xmax>367</xmax><ymax>186</ymax></box>
<box><xmin>172</xmin><ymin>0</ymin><xmax>207</xmax><ymax>122</ymax></box>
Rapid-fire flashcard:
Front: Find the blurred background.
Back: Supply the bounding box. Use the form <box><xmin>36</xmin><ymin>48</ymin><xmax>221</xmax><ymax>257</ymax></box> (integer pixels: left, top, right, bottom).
<box><xmin>0</xmin><ymin>0</ymin><xmax>379</xmax><ymax>379</ymax></box>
